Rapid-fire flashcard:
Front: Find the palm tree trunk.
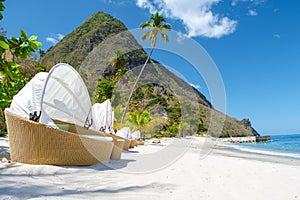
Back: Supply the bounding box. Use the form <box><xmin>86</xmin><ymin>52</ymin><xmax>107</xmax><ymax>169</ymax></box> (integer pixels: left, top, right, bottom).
<box><xmin>120</xmin><ymin>47</ymin><xmax>155</xmax><ymax>124</ymax></box>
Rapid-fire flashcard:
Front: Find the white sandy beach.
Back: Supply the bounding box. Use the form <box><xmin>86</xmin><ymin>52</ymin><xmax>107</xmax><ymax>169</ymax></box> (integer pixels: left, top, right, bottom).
<box><xmin>1</xmin><ymin>137</ymin><xmax>300</xmax><ymax>200</ymax></box>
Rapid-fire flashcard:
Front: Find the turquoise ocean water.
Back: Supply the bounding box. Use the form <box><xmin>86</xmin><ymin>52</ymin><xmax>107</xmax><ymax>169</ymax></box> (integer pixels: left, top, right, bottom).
<box><xmin>220</xmin><ymin>134</ymin><xmax>300</xmax><ymax>160</ymax></box>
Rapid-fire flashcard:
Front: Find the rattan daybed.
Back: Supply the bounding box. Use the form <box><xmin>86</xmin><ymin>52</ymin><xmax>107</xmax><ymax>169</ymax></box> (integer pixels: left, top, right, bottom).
<box><xmin>5</xmin><ymin>63</ymin><xmax>132</xmax><ymax>164</ymax></box>
<box><xmin>67</xmin><ymin>124</ymin><xmax>126</xmax><ymax>160</ymax></box>
<box><xmin>5</xmin><ymin>110</ymin><xmax>114</xmax><ymax>166</ymax></box>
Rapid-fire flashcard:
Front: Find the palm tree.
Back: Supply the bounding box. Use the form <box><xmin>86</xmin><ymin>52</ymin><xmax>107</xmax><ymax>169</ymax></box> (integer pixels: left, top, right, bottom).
<box><xmin>121</xmin><ymin>12</ymin><xmax>171</xmax><ymax>123</ymax></box>
<box><xmin>129</xmin><ymin>110</ymin><xmax>151</xmax><ymax>133</ymax></box>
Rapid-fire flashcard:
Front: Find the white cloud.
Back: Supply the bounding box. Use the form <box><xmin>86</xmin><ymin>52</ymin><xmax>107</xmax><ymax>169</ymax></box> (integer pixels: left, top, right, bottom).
<box><xmin>57</xmin><ymin>33</ymin><xmax>64</xmax><ymax>40</ymax></box>
<box><xmin>248</xmin><ymin>9</ymin><xmax>258</xmax><ymax>16</ymax></box>
<box><xmin>190</xmin><ymin>83</ymin><xmax>201</xmax><ymax>90</ymax></box>
<box><xmin>231</xmin><ymin>0</ymin><xmax>247</xmax><ymax>6</ymax></box>
<box><xmin>103</xmin><ymin>0</ymin><xmax>126</xmax><ymax>6</ymax></box>
<box><xmin>232</xmin><ymin>0</ymin><xmax>265</xmax><ymax>6</ymax></box>
<box><xmin>273</xmin><ymin>34</ymin><xmax>281</xmax><ymax>39</ymax></box>
<box><xmin>104</xmin><ymin>0</ymin><xmax>112</xmax><ymax>3</ymax></box>
<box><xmin>136</xmin><ymin>0</ymin><xmax>237</xmax><ymax>38</ymax></box>
<box><xmin>252</xmin><ymin>0</ymin><xmax>265</xmax><ymax>5</ymax></box>
<box><xmin>176</xmin><ymin>32</ymin><xmax>188</xmax><ymax>44</ymax></box>
<box><xmin>46</xmin><ymin>33</ymin><xmax>65</xmax><ymax>45</ymax></box>
<box><xmin>136</xmin><ymin>0</ymin><xmax>157</xmax><ymax>14</ymax></box>
<box><xmin>46</xmin><ymin>37</ymin><xmax>57</xmax><ymax>44</ymax></box>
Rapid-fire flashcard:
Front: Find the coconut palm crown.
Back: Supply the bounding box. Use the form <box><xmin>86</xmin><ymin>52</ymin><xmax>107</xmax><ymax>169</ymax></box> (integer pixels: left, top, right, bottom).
<box><xmin>140</xmin><ymin>12</ymin><xmax>172</xmax><ymax>47</ymax></box>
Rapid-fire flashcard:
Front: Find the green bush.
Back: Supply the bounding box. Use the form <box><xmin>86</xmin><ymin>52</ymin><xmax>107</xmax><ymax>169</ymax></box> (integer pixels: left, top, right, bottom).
<box><xmin>166</xmin><ymin>125</ymin><xmax>178</xmax><ymax>134</ymax></box>
<box><xmin>152</xmin><ymin>133</ymin><xmax>162</xmax><ymax>138</ymax></box>
<box><xmin>0</xmin><ymin>2</ymin><xmax>42</xmax><ymax>136</ymax></box>
<box><xmin>94</xmin><ymin>77</ymin><xmax>114</xmax><ymax>103</ymax></box>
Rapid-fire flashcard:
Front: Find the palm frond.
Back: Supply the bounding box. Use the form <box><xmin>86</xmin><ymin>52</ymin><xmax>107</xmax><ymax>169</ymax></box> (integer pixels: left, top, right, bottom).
<box><xmin>140</xmin><ymin>12</ymin><xmax>171</xmax><ymax>47</ymax></box>
<box><xmin>151</xmin><ymin>12</ymin><xmax>166</xmax><ymax>26</ymax></box>
<box><xmin>140</xmin><ymin>21</ymin><xmax>154</xmax><ymax>29</ymax></box>
<box><xmin>158</xmin><ymin>31</ymin><xmax>168</xmax><ymax>42</ymax></box>
<box><xmin>160</xmin><ymin>24</ymin><xmax>172</xmax><ymax>31</ymax></box>
<box><xmin>141</xmin><ymin>31</ymin><xmax>153</xmax><ymax>41</ymax></box>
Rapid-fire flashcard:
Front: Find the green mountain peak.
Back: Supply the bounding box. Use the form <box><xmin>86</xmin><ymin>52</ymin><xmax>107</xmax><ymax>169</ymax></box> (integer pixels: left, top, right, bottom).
<box><xmin>40</xmin><ymin>11</ymin><xmax>259</xmax><ymax>138</ymax></box>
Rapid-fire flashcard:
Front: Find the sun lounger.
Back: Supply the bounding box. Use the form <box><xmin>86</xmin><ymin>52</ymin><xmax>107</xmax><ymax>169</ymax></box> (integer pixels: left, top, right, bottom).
<box><xmin>5</xmin><ymin>110</ymin><xmax>114</xmax><ymax>166</ymax></box>
<box><xmin>72</xmin><ymin>125</ymin><xmax>125</xmax><ymax>159</ymax></box>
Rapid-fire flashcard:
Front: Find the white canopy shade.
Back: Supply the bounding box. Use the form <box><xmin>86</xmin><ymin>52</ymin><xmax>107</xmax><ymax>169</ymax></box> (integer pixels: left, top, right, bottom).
<box><xmin>92</xmin><ymin>100</ymin><xmax>114</xmax><ymax>133</ymax></box>
<box><xmin>131</xmin><ymin>130</ymin><xmax>141</xmax><ymax>139</ymax></box>
<box><xmin>9</xmin><ymin>63</ymin><xmax>93</xmax><ymax>128</ymax></box>
<box><xmin>115</xmin><ymin>127</ymin><xmax>131</xmax><ymax>139</ymax></box>
<box><xmin>10</xmin><ymin>72</ymin><xmax>48</xmax><ymax>119</ymax></box>
<box><xmin>41</xmin><ymin>63</ymin><xmax>92</xmax><ymax>127</ymax></box>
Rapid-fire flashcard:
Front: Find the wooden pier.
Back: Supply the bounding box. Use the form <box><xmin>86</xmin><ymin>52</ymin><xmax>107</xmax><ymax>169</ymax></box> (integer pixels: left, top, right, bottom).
<box><xmin>217</xmin><ymin>136</ymin><xmax>271</xmax><ymax>143</ymax></box>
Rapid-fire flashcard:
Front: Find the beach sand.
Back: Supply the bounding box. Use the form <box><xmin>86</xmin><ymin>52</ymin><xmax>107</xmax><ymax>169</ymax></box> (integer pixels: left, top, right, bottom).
<box><xmin>0</xmin><ymin>137</ymin><xmax>300</xmax><ymax>200</ymax></box>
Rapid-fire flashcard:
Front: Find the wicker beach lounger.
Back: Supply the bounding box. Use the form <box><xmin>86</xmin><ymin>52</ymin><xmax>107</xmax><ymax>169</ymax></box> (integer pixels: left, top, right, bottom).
<box><xmin>130</xmin><ymin>139</ymin><xmax>138</xmax><ymax>148</ymax></box>
<box><xmin>74</xmin><ymin>126</ymin><xmax>130</xmax><ymax>151</ymax></box>
<box><xmin>100</xmin><ymin>133</ymin><xmax>131</xmax><ymax>151</ymax></box>
<box><xmin>136</xmin><ymin>140</ymin><xmax>145</xmax><ymax>146</ymax></box>
<box><xmin>5</xmin><ymin>110</ymin><xmax>114</xmax><ymax>166</ymax></box>
<box><xmin>72</xmin><ymin>125</ymin><xmax>126</xmax><ymax>159</ymax></box>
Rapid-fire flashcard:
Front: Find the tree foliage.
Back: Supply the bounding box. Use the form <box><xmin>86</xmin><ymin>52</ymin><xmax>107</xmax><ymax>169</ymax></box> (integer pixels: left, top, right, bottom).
<box><xmin>94</xmin><ymin>77</ymin><xmax>115</xmax><ymax>103</ymax></box>
<box><xmin>0</xmin><ymin>2</ymin><xmax>42</xmax><ymax>136</ymax></box>
<box><xmin>0</xmin><ymin>0</ymin><xmax>4</xmax><ymax>20</ymax></box>
<box><xmin>129</xmin><ymin>110</ymin><xmax>151</xmax><ymax>131</ymax></box>
<box><xmin>140</xmin><ymin>12</ymin><xmax>172</xmax><ymax>48</ymax></box>
<box><xmin>94</xmin><ymin>51</ymin><xmax>128</xmax><ymax>103</ymax></box>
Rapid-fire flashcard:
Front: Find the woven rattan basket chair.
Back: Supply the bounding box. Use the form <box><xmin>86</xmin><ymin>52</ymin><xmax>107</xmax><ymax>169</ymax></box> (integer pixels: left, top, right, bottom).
<box><xmin>72</xmin><ymin>125</ymin><xmax>125</xmax><ymax>160</ymax></box>
<box><xmin>5</xmin><ymin>110</ymin><xmax>114</xmax><ymax>166</ymax></box>
<box><xmin>130</xmin><ymin>139</ymin><xmax>138</xmax><ymax>148</ymax></box>
<box><xmin>74</xmin><ymin>125</ymin><xmax>131</xmax><ymax>151</ymax></box>
<box><xmin>110</xmin><ymin>135</ymin><xmax>131</xmax><ymax>151</ymax></box>
<box><xmin>108</xmin><ymin>134</ymin><xmax>131</xmax><ymax>151</ymax></box>
<box><xmin>136</xmin><ymin>140</ymin><xmax>145</xmax><ymax>146</ymax></box>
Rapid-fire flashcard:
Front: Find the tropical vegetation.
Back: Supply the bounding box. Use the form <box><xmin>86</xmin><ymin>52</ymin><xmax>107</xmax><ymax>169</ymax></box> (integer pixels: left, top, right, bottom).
<box><xmin>129</xmin><ymin>110</ymin><xmax>151</xmax><ymax>134</ymax></box>
<box><xmin>0</xmin><ymin>0</ymin><xmax>42</xmax><ymax>136</ymax></box>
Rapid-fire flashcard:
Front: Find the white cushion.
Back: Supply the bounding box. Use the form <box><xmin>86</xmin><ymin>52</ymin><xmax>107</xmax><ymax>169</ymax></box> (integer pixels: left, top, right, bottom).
<box><xmin>81</xmin><ymin>135</ymin><xmax>113</xmax><ymax>142</ymax></box>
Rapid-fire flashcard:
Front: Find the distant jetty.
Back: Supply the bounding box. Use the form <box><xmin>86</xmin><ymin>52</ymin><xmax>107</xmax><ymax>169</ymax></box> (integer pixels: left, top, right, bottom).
<box><xmin>217</xmin><ymin>136</ymin><xmax>271</xmax><ymax>143</ymax></box>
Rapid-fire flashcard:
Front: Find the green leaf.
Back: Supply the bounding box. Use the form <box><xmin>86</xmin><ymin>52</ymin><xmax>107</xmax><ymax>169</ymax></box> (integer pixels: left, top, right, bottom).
<box><xmin>31</xmin><ymin>41</ymin><xmax>42</xmax><ymax>49</ymax></box>
<box><xmin>0</xmin><ymin>1</ymin><xmax>5</xmax><ymax>12</ymax></box>
<box><xmin>0</xmin><ymin>101</ymin><xmax>9</xmax><ymax>108</ymax></box>
<box><xmin>28</xmin><ymin>35</ymin><xmax>37</xmax><ymax>41</ymax></box>
<box><xmin>20</xmin><ymin>42</ymin><xmax>30</xmax><ymax>48</ymax></box>
<box><xmin>20</xmin><ymin>29</ymin><xmax>27</xmax><ymax>40</ymax></box>
<box><xmin>0</xmin><ymin>6</ymin><xmax>4</xmax><ymax>12</ymax></box>
<box><xmin>10</xmin><ymin>62</ymin><xmax>20</xmax><ymax>69</ymax></box>
<box><xmin>0</xmin><ymin>40</ymin><xmax>9</xmax><ymax>49</ymax></box>
<box><xmin>29</xmin><ymin>42</ymin><xmax>38</xmax><ymax>49</ymax></box>
<box><xmin>0</xmin><ymin>0</ymin><xmax>5</xmax><ymax>20</ymax></box>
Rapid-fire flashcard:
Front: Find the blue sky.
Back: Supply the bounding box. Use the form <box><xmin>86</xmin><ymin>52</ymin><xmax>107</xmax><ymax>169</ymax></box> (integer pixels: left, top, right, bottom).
<box><xmin>1</xmin><ymin>0</ymin><xmax>300</xmax><ymax>135</ymax></box>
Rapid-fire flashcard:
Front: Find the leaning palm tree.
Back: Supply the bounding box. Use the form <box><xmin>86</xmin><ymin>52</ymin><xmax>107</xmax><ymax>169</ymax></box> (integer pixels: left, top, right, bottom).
<box><xmin>121</xmin><ymin>12</ymin><xmax>171</xmax><ymax>123</ymax></box>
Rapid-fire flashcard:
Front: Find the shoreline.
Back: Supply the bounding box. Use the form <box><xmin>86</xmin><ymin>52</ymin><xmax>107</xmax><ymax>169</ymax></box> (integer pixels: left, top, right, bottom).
<box><xmin>1</xmin><ymin>137</ymin><xmax>300</xmax><ymax>199</ymax></box>
<box><xmin>212</xmin><ymin>143</ymin><xmax>300</xmax><ymax>166</ymax></box>
<box><xmin>215</xmin><ymin>134</ymin><xmax>300</xmax><ymax>162</ymax></box>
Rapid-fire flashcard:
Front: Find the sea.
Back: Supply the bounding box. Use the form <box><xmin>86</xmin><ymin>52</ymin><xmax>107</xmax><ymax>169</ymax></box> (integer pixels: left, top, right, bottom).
<box><xmin>219</xmin><ymin>134</ymin><xmax>300</xmax><ymax>160</ymax></box>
